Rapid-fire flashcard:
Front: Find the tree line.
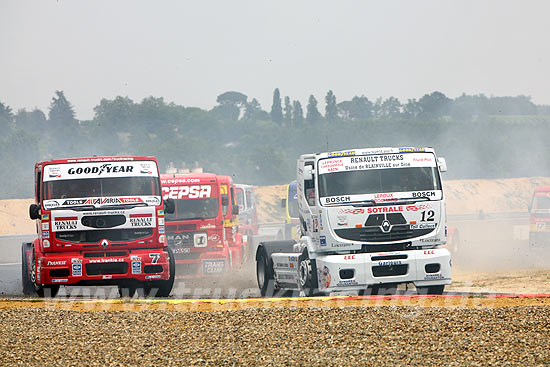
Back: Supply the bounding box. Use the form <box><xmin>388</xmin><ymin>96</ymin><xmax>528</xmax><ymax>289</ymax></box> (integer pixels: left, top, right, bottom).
<box><xmin>0</xmin><ymin>89</ymin><xmax>549</xmax><ymax>199</ymax></box>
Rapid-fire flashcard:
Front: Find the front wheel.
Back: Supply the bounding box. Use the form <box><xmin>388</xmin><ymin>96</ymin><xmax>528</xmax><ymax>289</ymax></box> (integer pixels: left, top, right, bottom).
<box><xmin>298</xmin><ymin>250</ymin><xmax>318</xmax><ymax>297</ymax></box>
<box><xmin>256</xmin><ymin>247</ymin><xmax>272</xmax><ymax>297</ymax></box>
<box><xmin>21</xmin><ymin>243</ymin><xmax>34</xmax><ymax>296</ymax></box>
<box><xmin>152</xmin><ymin>247</ymin><xmax>175</xmax><ymax>297</ymax></box>
<box><xmin>416</xmin><ymin>285</ymin><xmax>445</xmax><ymax>295</ymax></box>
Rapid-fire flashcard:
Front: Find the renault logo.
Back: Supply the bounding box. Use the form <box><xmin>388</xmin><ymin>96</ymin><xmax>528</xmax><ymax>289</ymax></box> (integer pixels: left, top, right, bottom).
<box><xmin>101</xmin><ymin>239</ymin><xmax>109</xmax><ymax>249</ymax></box>
<box><xmin>381</xmin><ymin>220</ymin><xmax>391</xmax><ymax>233</ymax></box>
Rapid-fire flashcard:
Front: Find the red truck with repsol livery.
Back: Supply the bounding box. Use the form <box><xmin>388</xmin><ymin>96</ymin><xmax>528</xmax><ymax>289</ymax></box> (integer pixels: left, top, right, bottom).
<box><xmin>21</xmin><ymin>156</ymin><xmax>176</xmax><ymax>297</ymax></box>
<box><xmin>161</xmin><ymin>173</ymin><xmax>247</xmax><ymax>278</ymax></box>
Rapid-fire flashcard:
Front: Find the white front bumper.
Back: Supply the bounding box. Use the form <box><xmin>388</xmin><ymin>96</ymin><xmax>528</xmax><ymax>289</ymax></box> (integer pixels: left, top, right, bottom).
<box><xmin>315</xmin><ymin>248</ymin><xmax>452</xmax><ymax>292</ymax></box>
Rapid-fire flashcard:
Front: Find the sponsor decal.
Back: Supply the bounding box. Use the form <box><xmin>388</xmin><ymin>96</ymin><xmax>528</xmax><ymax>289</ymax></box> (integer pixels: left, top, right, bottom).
<box><xmin>42</xmin><ymin>230</ymin><xmax>50</xmax><ymax>238</ymax></box>
<box><xmin>373</xmin><ymin>193</ymin><xmax>394</xmax><ymax>202</ymax></box>
<box><xmin>52</xmin><ymin>279</ymin><xmax>68</xmax><ymax>283</ymax></box>
<box><xmin>378</xmin><ymin>260</ymin><xmax>402</xmax><ymax>266</ymax></box>
<box><xmin>318</xmin><ymin>153</ymin><xmax>436</xmax><ymax>175</ymax></box>
<box><xmin>47</xmin><ymin>260</ymin><xmax>66</xmax><ymax>266</ymax></box>
<box><xmin>399</xmin><ymin>147</ymin><xmax>426</xmax><ymax>153</ymax></box>
<box><xmin>145</xmin><ymin>197</ymin><xmax>160</xmax><ymax>206</ymax></box>
<box><xmin>424</xmin><ymin>250</ymin><xmax>435</xmax><ymax>255</ymax></box>
<box><xmin>131</xmin><ymin>261</ymin><xmax>142</xmax><ymax>274</ymax></box>
<box><xmin>140</xmin><ymin>162</ymin><xmax>154</xmax><ymax>174</ymax></box>
<box><xmin>344</xmin><ymin>255</ymin><xmax>355</xmax><ymax>260</ymax></box>
<box><xmin>327</xmin><ymin>150</ymin><xmax>356</xmax><ymax>157</ymax></box>
<box><xmin>48</xmin><ymin>166</ymin><xmax>61</xmax><ymax>178</ymax></box>
<box><xmin>323</xmin><ymin>196</ymin><xmax>351</xmax><ymax>205</ymax></box>
<box><xmin>62</xmin><ymin>199</ymin><xmax>87</xmax><ymax>206</ymax></box>
<box><xmin>158</xmin><ymin>218</ymin><xmax>164</xmax><ymax>225</ymax></box>
<box><xmin>320</xmin><ymin>236</ymin><xmax>327</xmax><ymax>246</ymax></box>
<box><xmin>337</xmin><ymin>280</ymin><xmax>358</xmax><ymax>287</ymax></box>
<box><xmin>129</xmin><ymin>214</ymin><xmax>153</xmax><ymax>227</ymax></box>
<box><xmin>410</xmin><ymin>223</ymin><xmax>437</xmax><ymax>230</ymax></box>
<box><xmin>71</xmin><ymin>258</ymin><xmax>82</xmax><ymax>264</ymax></box>
<box><xmin>145</xmin><ymin>274</ymin><xmax>162</xmax><ymax>279</ymax></box>
<box><xmin>72</xmin><ymin>264</ymin><xmax>82</xmax><ymax>277</ymax></box>
<box><xmin>173</xmin><ymin>247</ymin><xmax>191</xmax><ymax>254</ymax></box>
<box><xmin>102</xmin><ymin>275</ymin><xmax>112</xmax><ymax>280</ymax></box>
<box><xmin>157</xmin><ymin>209</ymin><xmax>164</xmax><ymax>216</ymax></box>
<box><xmin>412</xmin><ymin>191</ymin><xmax>436</xmax><ymax>198</ymax></box>
<box><xmin>208</xmin><ymin>234</ymin><xmax>220</xmax><ymax>242</ymax></box>
<box><xmin>318</xmin><ymin>266</ymin><xmax>331</xmax><ymax>288</ymax></box>
<box><xmin>130</xmin><ymin>255</ymin><xmax>142</xmax><ymax>261</ymax></box>
<box><xmin>162</xmin><ymin>185</ymin><xmax>212</xmax><ymax>200</ymax></box>
<box><xmin>41</xmin><ymin>214</ymin><xmax>49</xmax><ymax>221</ymax></box>
<box><xmin>331</xmin><ymin>242</ymin><xmax>354</xmax><ymax>248</ymax></box>
<box><xmin>338</xmin><ymin>208</ymin><xmax>365</xmax><ymax>215</ymax></box>
<box><xmin>367</xmin><ymin>206</ymin><xmax>403</xmax><ymax>214</ymax></box>
<box><xmin>202</xmin><ymin>259</ymin><xmax>226</xmax><ymax>275</ymax></box>
<box><xmin>337</xmin><ymin>216</ymin><xmax>347</xmax><ymax>226</ymax></box>
<box><xmin>200</xmin><ymin>224</ymin><xmax>216</xmax><ymax>229</ymax></box>
<box><xmin>161</xmin><ymin>178</ymin><xmax>200</xmax><ymax>185</ymax></box>
<box><xmin>420</xmin><ymin>238</ymin><xmax>438</xmax><ymax>243</ymax></box>
<box><xmin>405</xmin><ymin>203</ymin><xmax>433</xmax><ymax>211</ymax></box>
<box><xmin>54</xmin><ymin>216</ymin><xmax>78</xmax><ymax>230</ymax></box>
<box><xmin>119</xmin><ymin>197</ymin><xmax>144</xmax><ymax>204</ymax></box>
<box><xmin>68</xmin><ymin>164</ymin><xmax>134</xmax><ymax>176</ymax></box>
<box><xmin>88</xmin><ymin>258</ymin><xmax>124</xmax><ymax>263</ymax></box>
<box><xmin>44</xmin><ymin>201</ymin><xmax>60</xmax><ymax>210</ymax></box>
<box><xmin>159</xmin><ymin>226</ymin><xmax>165</xmax><ymax>234</ymax></box>
<box><xmin>424</xmin><ymin>273</ymin><xmax>444</xmax><ymax>280</ymax></box>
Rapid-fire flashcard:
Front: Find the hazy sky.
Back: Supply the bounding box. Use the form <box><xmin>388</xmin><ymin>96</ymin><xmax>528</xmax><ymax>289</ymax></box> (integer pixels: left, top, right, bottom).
<box><xmin>1</xmin><ymin>0</ymin><xmax>549</xmax><ymax>119</ymax></box>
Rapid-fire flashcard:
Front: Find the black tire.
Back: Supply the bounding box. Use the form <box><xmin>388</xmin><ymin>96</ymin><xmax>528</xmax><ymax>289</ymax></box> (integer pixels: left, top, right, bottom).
<box><xmin>416</xmin><ymin>285</ymin><xmax>445</xmax><ymax>295</ymax></box>
<box><xmin>28</xmin><ymin>248</ymin><xmax>59</xmax><ymax>298</ymax></box>
<box><xmin>298</xmin><ymin>250</ymin><xmax>318</xmax><ymax>297</ymax></box>
<box><xmin>152</xmin><ymin>247</ymin><xmax>175</xmax><ymax>297</ymax></box>
<box><xmin>118</xmin><ymin>281</ymin><xmax>138</xmax><ymax>297</ymax></box>
<box><xmin>256</xmin><ymin>247</ymin><xmax>273</xmax><ymax>297</ymax></box>
<box><xmin>21</xmin><ymin>243</ymin><xmax>35</xmax><ymax>296</ymax></box>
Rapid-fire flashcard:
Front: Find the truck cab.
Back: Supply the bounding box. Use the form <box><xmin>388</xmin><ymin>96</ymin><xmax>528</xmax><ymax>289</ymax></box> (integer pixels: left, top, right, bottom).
<box><xmin>529</xmin><ymin>186</ymin><xmax>550</xmax><ymax>248</ymax></box>
<box><xmin>22</xmin><ymin>156</ymin><xmax>175</xmax><ymax>297</ymax></box>
<box><xmin>256</xmin><ymin>147</ymin><xmax>452</xmax><ymax>296</ymax></box>
<box><xmin>161</xmin><ymin>173</ymin><xmax>245</xmax><ymax>278</ymax></box>
<box><xmin>234</xmin><ymin>183</ymin><xmax>259</xmax><ymax>253</ymax></box>
<box><xmin>281</xmin><ymin>180</ymin><xmax>300</xmax><ymax>240</ymax></box>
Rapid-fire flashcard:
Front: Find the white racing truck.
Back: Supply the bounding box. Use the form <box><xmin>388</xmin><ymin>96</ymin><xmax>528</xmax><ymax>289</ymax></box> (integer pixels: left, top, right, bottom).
<box><xmin>256</xmin><ymin>147</ymin><xmax>452</xmax><ymax>296</ymax></box>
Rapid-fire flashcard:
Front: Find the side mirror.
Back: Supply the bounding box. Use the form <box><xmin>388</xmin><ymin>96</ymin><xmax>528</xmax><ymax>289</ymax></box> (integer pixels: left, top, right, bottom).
<box><xmin>437</xmin><ymin>157</ymin><xmax>448</xmax><ymax>172</ymax></box>
<box><xmin>164</xmin><ymin>198</ymin><xmax>175</xmax><ymax>214</ymax></box>
<box><xmin>232</xmin><ymin>205</ymin><xmax>239</xmax><ymax>215</ymax></box>
<box><xmin>303</xmin><ymin>165</ymin><xmax>313</xmax><ymax>181</ymax></box>
<box><xmin>221</xmin><ymin>195</ymin><xmax>229</xmax><ymax>206</ymax></box>
<box><xmin>281</xmin><ymin>198</ymin><xmax>287</xmax><ymax>209</ymax></box>
<box><xmin>29</xmin><ymin>204</ymin><xmax>40</xmax><ymax>220</ymax></box>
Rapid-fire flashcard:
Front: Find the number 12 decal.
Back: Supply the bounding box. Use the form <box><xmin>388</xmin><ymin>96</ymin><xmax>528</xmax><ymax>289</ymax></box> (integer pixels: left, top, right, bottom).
<box><xmin>421</xmin><ymin>210</ymin><xmax>435</xmax><ymax>222</ymax></box>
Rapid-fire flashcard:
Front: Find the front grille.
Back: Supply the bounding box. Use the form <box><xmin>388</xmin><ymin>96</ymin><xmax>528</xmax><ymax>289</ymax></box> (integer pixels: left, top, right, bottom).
<box><xmin>56</xmin><ymin>229</ymin><xmax>152</xmax><ymax>243</ymax></box>
<box><xmin>335</xmin><ymin>225</ymin><xmax>433</xmax><ymax>242</ymax></box>
<box><xmin>167</xmin><ymin>224</ymin><xmax>197</xmax><ymax>232</ymax></box>
<box><xmin>173</xmin><ymin>251</ymin><xmax>202</xmax><ymax>261</ymax></box>
<box><xmin>81</xmin><ymin>215</ymin><xmax>126</xmax><ymax>229</ymax></box>
<box><xmin>167</xmin><ymin>231</ymin><xmax>207</xmax><ymax>248</ymax></box>
<box><xmin>85</xmin><ymin>262</ymin><xmax>128</xmax><ymax>275</ymax></box>
<box><xmin>371</xmin><ymin>254</ymin><xmax>408</xmax><ymax>261</ymax></box>
<box><xmin>50</xmin><ymin>269</ymin><xmax>70</xmax><ymax>277</ymax></box>
<box><xmin>372</xmin><ymin>264</ymin><xmax>408</xmax><ymax>277</ymax></box>
<box><xmin>360</xmin><ymin>243</ymin><xmax>418</xmax><ymax>253</ymax></box>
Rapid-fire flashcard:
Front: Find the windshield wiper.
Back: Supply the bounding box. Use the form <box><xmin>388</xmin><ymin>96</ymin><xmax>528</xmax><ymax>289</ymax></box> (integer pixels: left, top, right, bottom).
<box><xmin>350</xmin><ymin>200</ymin><xmax>377</xmax><ymax>207</ymax></box>
<box><xmin>181</xmin><ymin>216</ymin><xmax>206</xmax><ymax>221</ymax></box>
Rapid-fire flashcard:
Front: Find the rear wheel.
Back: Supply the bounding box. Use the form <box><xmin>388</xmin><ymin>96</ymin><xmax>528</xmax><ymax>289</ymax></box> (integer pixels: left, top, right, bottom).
<box><xmin>21</xmin><ymin>243</ymin><xmax>34</xmax><ymax>296</ymax></box>
<box><xmin>416</xmin><ymin>285</ymin><xmax>445</xmax><ymax>295</ymax></box>
<box><xmin>256</xmin><ymin>247</ymin><xmax>273</xmax><ymax>297</ymax></box>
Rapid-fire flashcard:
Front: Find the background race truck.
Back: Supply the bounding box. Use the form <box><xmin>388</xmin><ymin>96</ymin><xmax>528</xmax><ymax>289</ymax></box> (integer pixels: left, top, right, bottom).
<box><xmin>234</xmin><ymin>184</ymin><xmax>259</xmax><ymax>256</ymax></box>
<box><xmin>280</xmin><ymin>180</ymin><xmax>300</xmax><ymax>241</ymax></box>
<box><xmin>161</xmin><ymin>173</ymin><xmax>247</xmax><ymax>278</ymax></box>
<box><xmin>529</xmin><ymin>185</ymin><xmax>550</xmax><ymax>248</ymax></box>
<box><xmin>256</xmin><ymin>147</ymin><xmax>452</xmax><ymax>296</ymax></box>
<box><xmin>22</xmin><ymin>156</ymin><xmax>175</xmax><ymax>297</ymax></box>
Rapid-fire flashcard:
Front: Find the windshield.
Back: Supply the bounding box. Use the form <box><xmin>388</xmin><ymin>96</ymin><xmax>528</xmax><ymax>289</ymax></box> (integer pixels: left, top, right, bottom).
<box><xmin>166</xmin><ymin>198</ymin><xmax>219</xmax><ymax>221</ymax></box>
<box><xmin>318</xmin><ymin>153</ymin><xmax>442</xmax><ymax>204</ymax></box>
<box><xmin>534</xmin><ymin>195</ymin><xmax>550</xmax><ymax>210</ymax></box>
<box><xmin>288</xmin><ymin>181</ymin><xmax>299</xmax><ymax>218</ymax></box>
<box><xmin>236</xmin><ymin>188</ymin><xmax>245</xmax><ymax>209</ymax></box>
<box><xmin>44</xmin><ymin>176</ymin><xmax>160</xmax><ymax>200</ymax></box>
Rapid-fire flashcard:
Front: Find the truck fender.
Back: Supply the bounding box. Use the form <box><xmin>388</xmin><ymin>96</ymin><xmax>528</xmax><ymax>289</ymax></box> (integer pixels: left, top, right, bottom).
<box><xmin>297</xmin><ymin>236</ymin><xmax>316</xmax><ymax>259</ymax></box>
<box><xmin>256</xmin><ymin>240</ymin><xmax>297</xmax><ymax>263</ymax></box>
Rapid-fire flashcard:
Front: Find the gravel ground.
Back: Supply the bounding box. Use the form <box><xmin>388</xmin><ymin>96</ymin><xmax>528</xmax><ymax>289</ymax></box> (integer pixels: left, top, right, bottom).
<box><xmin>1</xmin><ymin>305</ymin><xmax>549</xmax><ymax>366</ymax></box>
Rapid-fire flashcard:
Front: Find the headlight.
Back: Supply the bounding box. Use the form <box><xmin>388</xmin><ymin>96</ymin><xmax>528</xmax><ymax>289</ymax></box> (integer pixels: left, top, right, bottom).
<box><xmin>159</xmin><ymin>235</ymin><xmax>166</xmax><ymax>244</ymax></box>
<box><xmin>43</xmin><ymin>239</ymin><xmax>50</xmax><ymax>248</ymax></box>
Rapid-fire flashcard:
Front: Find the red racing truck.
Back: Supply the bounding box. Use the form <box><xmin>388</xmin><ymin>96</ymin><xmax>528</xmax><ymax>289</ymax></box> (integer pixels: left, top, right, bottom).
<box><xmin>161</xmin><ymin>173</ymin><xmax>247</xmax><ymax>278</ymax></box>
<box><xmin>22</xmin><ymin>156</ymin><xmax>175</xmax><ymax>297</ymax></box>
<box><xmin>529</xmin><ymin>185</ymin><xmax>550</xmax><ymax>248</ymax></box>
<box><xmin>234</xmin><ymin>183</ymin><xmax>259</xmax><ymax>255</ymax></box>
